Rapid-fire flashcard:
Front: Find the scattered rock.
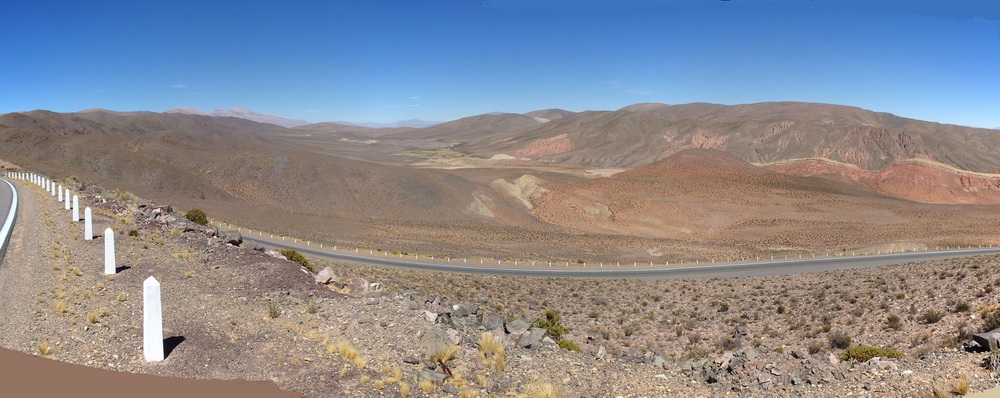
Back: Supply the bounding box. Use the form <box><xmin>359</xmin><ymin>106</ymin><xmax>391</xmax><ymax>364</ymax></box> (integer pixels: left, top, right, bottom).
<box><xmin>347</xmin><ymin>278</ymin><xmax>370</xmax><ymax>296</ymax></box>
<box><xmin>482</xmin><ymin>315</ymin><xmax>504</xmax><ymax>331</ymax></box>
<box><xmin>446</xmin><ymin>328</ymin><xmax>462</xmax><ymax>345</ymax></box>
<box><xmin>424</xmin><ymin>311</ymin><xmax>438</xmax><ymax>323</ymax></box>
<box><xmin>505</xmin><ymin>319</ymin><xmax>530</xmax><ymax>335</ymax></box>
<box><xmin>518</xmin><ymin>327</ymin><xmax>546</xmax><ymax>349</ymax></box>
<box><xmin>223</xmin><ymin>230</ymin><xmax>243</xmax><ymax>246</ymax></box>
<box><xmin>973</xmin><ymin>328</ymin><xmax>1000</xmax><ymax>350</ymax></box>
<box><xmin>451</xmin><ymin>303</ymin><xmax>478</xmax><ymax>317</ymax></box>
<box><xmin>314</xmin><ymin>267</ymin><xmax>337</xmax><ymax>285</ymax></box>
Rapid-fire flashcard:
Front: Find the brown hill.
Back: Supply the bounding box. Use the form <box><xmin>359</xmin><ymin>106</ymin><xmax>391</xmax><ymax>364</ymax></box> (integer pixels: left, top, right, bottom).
<box><xmin>526</xmin><ymin>149</ymin><xmax>1000</xmax><ymax>253</ymax></box>
<box><xmin>524</xmin><ymin>108</ymin><xmax>575</xmax><ymax>121</ymax></box>
<box><xmin>446</xmin><ymin>102</ymin><xmax>1000</xmax><ymax>172</ymax></box>
<box><xmin>766</xmin><ymin>158</ymin><xmax>1000</xmax><ymax>205</ymax></box>
<box><xmin>0</xmin><ymin>110</ymin><xmax>536</xmax><ymax>249</ymax></box>
<box><xmin>389</xmin><ymin>112</ymin><xmax>543</xmax><ymax>141</ymax></box>
<box><xmin>3</xmin><ymin>106</ymin><xmax>1000</xmax><ymax>262</ymax></box>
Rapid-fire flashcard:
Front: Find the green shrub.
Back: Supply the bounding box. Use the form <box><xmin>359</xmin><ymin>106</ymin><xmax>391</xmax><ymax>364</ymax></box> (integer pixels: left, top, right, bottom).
<box><xmin>267</xmin><ymin>301</ymin><xmax>281</xmax><ymax>319</ymax></box>
<box><xmin>982</xmin><ymin>307</ymin><xmax>1000</xmax><ymax>332</ymax></box>
<box><xmin>280</xmin><ymin>249</ymin><xmax>313</xmax><ymax>272</ymax></box>
<box><xmin>840</xmin><ymin>345</ymin><xmax>904</xmax><ymax>362</ymax></box>
<box><xmin>886</xmin><ymin>314</ymin><xmax>902</xmax><ymax>330</ymax></box>
<box><xmin>921</xmin><ymin>309</ymin><xmax>945</xmax><ymax>324</ymax></box>
<box><xmin>184</xmin><ymin>209</ymin><xmax>208</xmax><ymax>225</ymax></box>
<box><xmin>828</xmin><ymin>331</ymin><xmax>852</xmax><ymax>349</ymax></box>
<box><xmin>535</xmin><ymin>310</ymin><xmax>569</xmax><ymax>339</ymax></box>
<box><xmin>557</xmin><ymin>339</ymin><xmax>581</xmax><ymax>352</ymax></box>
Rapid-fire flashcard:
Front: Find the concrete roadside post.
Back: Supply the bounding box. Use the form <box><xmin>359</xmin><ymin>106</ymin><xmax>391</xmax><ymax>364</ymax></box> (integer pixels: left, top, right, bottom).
<box><xmin>104</xmin><ymin>228</ymin><xmax>115</xmax><ymax>274</ymax></box>
<box><xmin>72</xmin><ymin>195</ymin><xmax>80</xmax><ymax>222</ymax></box>
<box><xmin>84</xmin><ymin>207</ymin><xmax>93</xmax><ymax>240</ymax></box>
<box><xmin>143</xmin><ymin>276</ymin><xmax>164</xmax><ymax>362</ymax></box>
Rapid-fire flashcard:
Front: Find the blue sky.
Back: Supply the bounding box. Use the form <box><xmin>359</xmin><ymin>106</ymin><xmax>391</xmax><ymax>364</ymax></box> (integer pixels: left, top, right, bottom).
<box><xmin>1</xmin><ymin>1</ymin><xmax>998</xmax><ymax>127</ymax></box>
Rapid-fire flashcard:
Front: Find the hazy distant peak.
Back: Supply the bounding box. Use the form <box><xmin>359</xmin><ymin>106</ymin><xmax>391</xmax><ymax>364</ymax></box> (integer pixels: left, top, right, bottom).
<box><xmin>165</xmin><ymin>107</ymin><xmax>208</xmax><ymax>116</ymax></box>
<box><xmin>163</xmin><ymin>107</ymin><xmax>309</xmax><ymax>127</ymax></box>
<box><xmin>336</xmin><ymin>119</ymin><xmax>443</xmax><ymax>128</ymax></box>
<box><xmin>619</xmin><ymin>103</ymin><xmax>670</xmax><ymax>112</ymax></box>
<box><xmin>524</xmin><ymin>109</ymin><xmax>575</xmax><ymax>121</ymax></box>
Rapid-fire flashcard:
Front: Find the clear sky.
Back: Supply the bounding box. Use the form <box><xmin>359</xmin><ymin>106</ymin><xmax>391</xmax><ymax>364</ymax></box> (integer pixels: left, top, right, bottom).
<box><xmin>1</xmin><ymin>1</ymin><xmax>998</xmax><ymax>127</ymax></box>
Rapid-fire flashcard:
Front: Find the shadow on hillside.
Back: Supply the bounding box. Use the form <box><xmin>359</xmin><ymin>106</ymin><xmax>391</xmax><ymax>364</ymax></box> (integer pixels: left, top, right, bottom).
<box><xmin>164</xmin><ymin>336</ymin><xmax>185</xmax><ymax>359</ymax></box>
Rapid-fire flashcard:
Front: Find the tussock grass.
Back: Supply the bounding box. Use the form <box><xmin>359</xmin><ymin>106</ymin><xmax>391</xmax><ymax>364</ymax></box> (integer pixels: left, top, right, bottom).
<box><xmin>478</xmin><ymin>332</ymin><xmax>506</xmax><ymax>372</ymax></box>
<box><xmin>38</xmin><ymin>342</ymin><xmax>51</xmax><ymax>356</ymax></box>
<box><xmin>520</xmin><ymin>381</ymin><xmax>563</xmax><ymax>398</ymax></box>
<box><xmin>953</xmin><ymin>377</ymin><xmax>969</xmax><ymax>395</ymax></box>
<box><xmin>418</xmin><ymin>378</ymin><xmax>436</xmax><ymax>393</ymax></box>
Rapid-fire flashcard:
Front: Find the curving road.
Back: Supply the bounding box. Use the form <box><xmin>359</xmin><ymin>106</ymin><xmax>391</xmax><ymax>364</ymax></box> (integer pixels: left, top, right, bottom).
<box><xmin>0</xmin><ymin>178</ymin><xmax>17</xmax><ymax>261</ymax></box>
<box><xmin>241</xmin><ymin>235</ymin><xmax>1000</xmax><ymax>279</ymax></box>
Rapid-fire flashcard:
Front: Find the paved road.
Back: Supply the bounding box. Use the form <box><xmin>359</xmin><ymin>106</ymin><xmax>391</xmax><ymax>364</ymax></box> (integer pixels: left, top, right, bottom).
<box><xmin>0</xmin><ymin>179</ymin><xmax>17</xmax><ymax>261</ymax></box>
<box><xmin>242</xmin><ymin>235</ymin><xmax>1000</xmax><ymax>279</ymax></box>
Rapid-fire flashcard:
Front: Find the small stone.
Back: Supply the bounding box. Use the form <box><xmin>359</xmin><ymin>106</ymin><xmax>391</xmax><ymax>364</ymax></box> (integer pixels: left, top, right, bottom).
<box><xmin>654</xmin><ymin>374</ymin><xmax>668</xmax><ymax>380</ymax></box>
<box><xmin>424</xmin><ymin>310</ymin><xmax>438</xmax><ymax>323</ymax></box>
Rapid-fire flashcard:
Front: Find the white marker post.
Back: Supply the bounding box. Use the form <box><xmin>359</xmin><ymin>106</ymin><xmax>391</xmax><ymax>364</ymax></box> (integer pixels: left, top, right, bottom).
<box><xmin>72</xmin><ymin>195</ymin><xmax>80</xmax><ymax>222</ymax></box>
<box><xmin>84</xmin><ymin>207</ymin><xmax>93</xmax><ymax>241</ymax></box>
<box><xmin>64</xmin><ymin>191</ymin><xmax>71</xmax><ymax>210</ymax></box>
<box><xmin>58</xmin><ymin>186</ymin><xmax>63</xmax><ymax>202</ymax></box>
<box><xmin>143</xmin><ymin>276</ymin><xmax>164</xmax><ymax>362</ymax></box>
<box><xmin>104</xmin><ymin>228</ymin><xmax>115</xmax><ymax>274</ymax></box>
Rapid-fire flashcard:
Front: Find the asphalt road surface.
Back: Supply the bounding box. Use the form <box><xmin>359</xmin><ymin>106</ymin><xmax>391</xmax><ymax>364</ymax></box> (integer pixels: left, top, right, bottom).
<box><xmin>0</xmin><ymin>179</ymin><xmax>16</xmax><ymax>260</ymax></box>
<box><xmin>241</xmin><ymin>235</ymin><xmax>1000</xmax><ymax>279</ymax></box>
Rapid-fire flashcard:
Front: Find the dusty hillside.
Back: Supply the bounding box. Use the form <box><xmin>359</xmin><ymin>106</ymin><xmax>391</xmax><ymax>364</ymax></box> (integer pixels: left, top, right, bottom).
<box><xmin>4</xmin><ymin>107</ymin><xmax>1000</xmax><ymax>264</ymax></box>
<box><xmin>766</xmin><ymin>158</ymin><xmax>1000</xmax><ymax>205</ymax></box>
<box><xmin>4</xmin><ymin>176</ymin><xmax>1000</xmax><ymax>398</ymax></box>
<box><xmin>525</xmin><ymin>149</ymin><xmax>1000</xmax><ymax>259</ymax></box>
<box><xmin>448</xmin><ymin>102</ymin><xmax>1000</xmax><ymax>172</ymax></box>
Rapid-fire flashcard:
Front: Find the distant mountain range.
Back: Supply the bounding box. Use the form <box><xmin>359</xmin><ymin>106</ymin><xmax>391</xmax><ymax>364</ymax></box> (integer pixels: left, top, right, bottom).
<box><xmin>164</xmin><ymin>107</ymin><xmax>441</xmax><ymax>129</ymax></box>
<box><xmin>3</xmin><ymin>101</ymin><xmax>1000</xmax><ymax>260</ymax></box>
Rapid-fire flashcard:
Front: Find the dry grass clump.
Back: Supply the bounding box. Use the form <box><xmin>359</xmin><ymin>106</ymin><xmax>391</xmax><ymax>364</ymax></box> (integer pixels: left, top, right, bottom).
<box><xmin>418</xmin><ymin>378</ymin><xmax>436</xmax><ymax>393</ymax></box>
<box><xmin>37</xmin><ymin>342</ymin><xmax>52</xmax><ymax>356</ymax></box>
<box><xmin>478</xmin><ymin>332</ymin><xmax>506</xmax><ymax>372</ymax></box>
<box><xmin>952</xmin><ymin>377</ymin><xmax>969</xmax><ymax>395</ymax></box>
<box><xmin>519</xmin><ymin>381</ymin><xmax>563</xmax><ymax>398</ymax></box>
<box><xmin>428</xmin><ymin>342</ymin><xmax>460</xmax><ymax>364</ymax></box>
<box><xmin>333</xmin><ymin>340</ymin><xmax>366</xmax><ymax>369</ymax></box>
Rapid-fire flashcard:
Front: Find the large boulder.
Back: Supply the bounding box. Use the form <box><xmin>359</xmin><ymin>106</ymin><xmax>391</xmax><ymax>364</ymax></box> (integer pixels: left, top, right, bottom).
<box><xmin>223</xmin><ymin>231</ymin><xmax>243</xmax><ymax>246</ymax></box>
<box><xmin>451</xmin><ymin>303</ymin><xmax>478</xmax><ymax>317</ymax></box>
<box><xmin>314</xmin><ymin>267</ymin><xmax>337</xmax><ymax>285</ymax></box>
<box><xmin>482</xmin><ymin>315</ymin><xmax>505</xmax><ymax>332</ymax></box>
<box><xmin>518</xmin><ymin>327</ymin><xmax>546</xmax><ymax>349</ymax></box>
<box><xmin>505</xmin><ymin>319</ymin><xmax>530</xmax><ymax>335</ymax></box>
<box><xmin>347</xmin><ymin>278</ymin><xmax>370</xmax><ymax>296</ymax></box>
<box><xmin>973</xmin><ymin>328</ymin><xmax>1000</xmax><ymax>350</ymax></box>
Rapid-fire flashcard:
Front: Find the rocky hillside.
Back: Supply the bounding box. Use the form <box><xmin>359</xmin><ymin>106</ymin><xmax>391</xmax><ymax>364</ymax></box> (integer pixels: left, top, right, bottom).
<box><xmin>445</xmin><ymin>102</ymin><xmax>1000</xmax><ymax>172</ymax></box>
<box><xmin>3</xmin><ymin>175</ymin><xmax>1000</xmax><ymax>397</ymax></box>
